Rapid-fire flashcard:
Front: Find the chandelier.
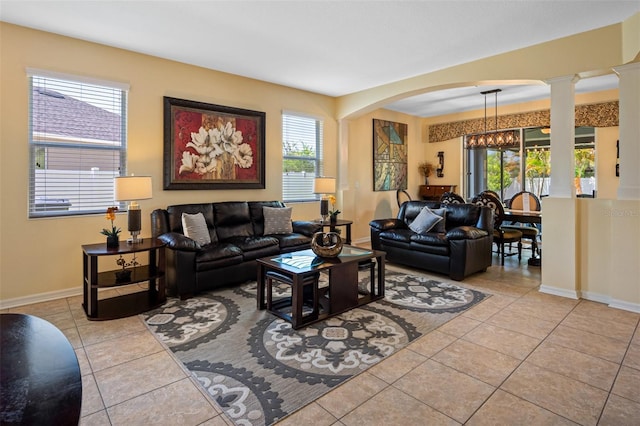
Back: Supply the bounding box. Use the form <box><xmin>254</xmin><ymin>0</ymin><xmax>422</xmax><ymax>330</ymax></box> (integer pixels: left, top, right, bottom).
<box><xmin>466</xmin><ymin>89</ymin><xmax>520</xmax><ymax>149</ymax></box>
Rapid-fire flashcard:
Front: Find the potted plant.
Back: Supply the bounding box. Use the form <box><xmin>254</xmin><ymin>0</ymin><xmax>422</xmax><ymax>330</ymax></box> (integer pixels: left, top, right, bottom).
<box><xmin>418</xmin><ymin>162</ymin><xmax>434</xmax><ymax>185</ymax></box>
<box><xmin>115</xmin><ymin>254</ymin><xmax>140</xmax><ymax>282</ymax></box>
<box><xmin>101</xmin><ymin>207</ymin><xmax>121</xmax><ymax>248</ymax></box>
<box><xmin>327</xmin><ymin>195</ymin><xmax>341</xmax><ymax>224</ymax></box>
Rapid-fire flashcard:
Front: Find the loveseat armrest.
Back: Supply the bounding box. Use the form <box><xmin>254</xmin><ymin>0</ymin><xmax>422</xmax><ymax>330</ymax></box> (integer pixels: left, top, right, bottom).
<box><xmin>446</xmin><ymin>226</ymin><xmax>489</xmax><ymax>241</ymax></box>
<box><xmin>369</xmin><ymin>218</ymin><xmax>406</xmax><ymax>232</ymax></box>
<box><xmin>158</xmin><ymin>232</ymin><xmax>202</xmax><ymax>252</ymax></box>
<box><xmin>292</xmin><ymin>220</ymin><xmax>323</xmax><ymax>237</ymax></box>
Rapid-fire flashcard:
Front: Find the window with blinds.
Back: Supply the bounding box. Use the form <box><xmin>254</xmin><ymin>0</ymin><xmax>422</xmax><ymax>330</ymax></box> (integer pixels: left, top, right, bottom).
<box><xmin>282</xmin><ymin>113</ymin><xmax>323</xmax><ymax>202</ymax></box>
<box><xmin>28</xmin><ymin>71</ymin><xmax>128</xmax><ymax>218</ymax></box>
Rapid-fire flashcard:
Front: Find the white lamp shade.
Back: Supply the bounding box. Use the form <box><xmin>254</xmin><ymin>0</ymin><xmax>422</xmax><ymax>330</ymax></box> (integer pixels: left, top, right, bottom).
<box><xmin>114</xmin><ymin>176</ymin><xmax>152</xmax><ymax>201</ymax></box>
<box><xmin>313</xmin><ymin>177</ymin><xmax>336</xmax><ymax>194</ymax></box>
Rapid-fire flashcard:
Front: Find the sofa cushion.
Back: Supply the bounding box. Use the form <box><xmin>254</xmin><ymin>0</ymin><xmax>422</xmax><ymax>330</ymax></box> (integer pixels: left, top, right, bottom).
<box><xmin>249</xmin><ymin>201</ymin><xmax>285</xmax><ymax>235</ymax></box>
<box><xmin>269</xmin><ymin>233</ymin><xmax>312</xmax><ymax>250</ymax></box>
<box><xmin>431</xmin><ymin>208</ymin><xmax>447</xmax><ymax>233</ymax></box>
<box><xmin>181</xmin><ymin>212</ymin><xmax>212</xmax><ymax>245</ymax></box>
<box><xmin>214</xmin><ymin>202</ymin><xmax>254</xmax><ymax>240</ymax></box>
<box><xmin>167</xmin><ymin>204</ymin><xmax>217</xmax><ymax>244</ymax></box>
<box><xmin>409</xmin><ymin>206</ymin><xmax>444</xmax><ymax>234</ymax></box>
<box><xmin>195</xmin><ymin>243</ymin><xmax>244</xmax><ymax>272</ymax></box>
<box><xmin>444</xmin><ymin>203</ymin><xmax>481</xmax><ymax>230</ymax></box>
<box><xmin>263</xmin><ymin>206</ymin><xmax>293</xmax><ymax>235</ymax></box>
<box><xmin>223</xmin><ymin>236</ymin><xmax>279</xmax><ymax>252</ymax></box>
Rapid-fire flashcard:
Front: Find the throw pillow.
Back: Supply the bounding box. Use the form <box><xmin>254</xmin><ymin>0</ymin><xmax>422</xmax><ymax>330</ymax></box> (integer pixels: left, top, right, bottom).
<box><xmin>409</xmin><ymin>206</ymin><xmax>444</xmax><ymax>234</ymax></box>
<box><xmin>181</xmin><ymin>212</ymin><xmax>212</xmax><ymax>245</ymax></box>
<box><xmin>431</xmin><ymin>208</ymin><xmax>447</xmax><ymax>233</ymax></box>
<box><xmin>263</xmin><ymin>206</ymin><xmax>293</xmax><ymax>235</ymax></box>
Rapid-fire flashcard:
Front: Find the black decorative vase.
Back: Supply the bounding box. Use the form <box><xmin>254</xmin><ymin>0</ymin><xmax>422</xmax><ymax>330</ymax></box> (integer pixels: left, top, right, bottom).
<box><xmin>330</xmin><ymin>214</ymin><xmax>338</xmax><ymax>224</ymax></box>
<box><xmin>106</xmin><ymin>235</ymin><xmax>119</xmax><ymax>248</ymax></box>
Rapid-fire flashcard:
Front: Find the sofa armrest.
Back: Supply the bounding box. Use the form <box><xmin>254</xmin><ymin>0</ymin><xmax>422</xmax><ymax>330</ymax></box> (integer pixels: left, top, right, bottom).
<box><xmin>151</xmin><ymin>208</ymin><xmax>170</xmax><ymax>239</ymax></box>
<box><xmin>292</xmin><ymin>220</ymin><xmax>323</xmax><ymax>237</ymax></box>
<box><xmin>446</xmin><ymin>226</ymin><xmax>489</xmax><ymax>241</ymax></box>
<box><xmin>158</xmin><ymin>232</ymin><xmax>202</xmax><ymax>251</ymax></box>
<box><xmin>369</xmin><ymin>218</ymin><xmax>406</xmax><ymax>232</ymax></box>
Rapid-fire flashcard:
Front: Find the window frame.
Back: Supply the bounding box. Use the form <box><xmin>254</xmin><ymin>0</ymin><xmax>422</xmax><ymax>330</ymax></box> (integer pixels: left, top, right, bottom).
<box><xmin>281</xmin><ymin>111</ymin><xmax>324</xmax><ymax>203</ymax></box>
<box><xmin>27</xmin><ymin>69</ymin><xmax>129</xmax><ymax>218</ymax></box>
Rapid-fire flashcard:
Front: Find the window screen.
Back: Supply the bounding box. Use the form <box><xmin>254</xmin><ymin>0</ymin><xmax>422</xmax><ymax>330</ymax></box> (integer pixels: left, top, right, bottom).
<box><xmin>282</xmin><ymin>113</ymin><xmax>323</xmax><ymax>202</ymax></box>
<box><xmin>28</xmin><ymin>70</ymin><xmax>128</xmax><ymax>217</ymax></box>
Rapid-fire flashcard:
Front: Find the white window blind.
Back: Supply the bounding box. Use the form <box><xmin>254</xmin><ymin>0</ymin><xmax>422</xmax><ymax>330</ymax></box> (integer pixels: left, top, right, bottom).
<box><xmin>28</xmin><ymin>72</ymin><xmax>128</xmax><ymax>217</ymax></box>
<box><xmin>282</xmin><ymin>113</ymin><xmax>323</xmax><ymax>202</ymax></box>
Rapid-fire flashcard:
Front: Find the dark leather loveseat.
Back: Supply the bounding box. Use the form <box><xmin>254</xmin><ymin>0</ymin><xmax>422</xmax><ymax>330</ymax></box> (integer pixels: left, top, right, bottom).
<box><xmin>151</xmin><ymin>201</ymin><xmax>321</xmax><ymax>299</ymax></box>
<box><xmin>369</xmin><ymin>201</ymin><xmax>493</xmax><ymax>280</ymax></box>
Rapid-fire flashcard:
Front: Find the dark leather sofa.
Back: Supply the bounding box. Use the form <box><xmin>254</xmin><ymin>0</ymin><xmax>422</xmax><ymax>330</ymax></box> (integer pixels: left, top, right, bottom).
<box><xmin>151</xmin><ymin>201</ymin><xmax>321</xmax><ymax>299</ymax></box>
<box><xmin>369</xmin><ymin>201</ymin><xmax>493</xmax><ymax>280</ymax></box>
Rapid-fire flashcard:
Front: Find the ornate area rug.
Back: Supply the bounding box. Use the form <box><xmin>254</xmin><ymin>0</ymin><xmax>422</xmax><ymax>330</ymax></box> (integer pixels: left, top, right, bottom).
<box><xmin>141</xmin><ymin>270</ymin><xmax>487</xmax><ymax>425</ymax></box>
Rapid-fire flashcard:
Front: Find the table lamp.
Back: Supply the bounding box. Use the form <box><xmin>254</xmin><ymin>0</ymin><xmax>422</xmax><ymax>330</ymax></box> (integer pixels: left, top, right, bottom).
<box><xmin>114</xmin><ymin>175</ymin><xmax>152</xmax><ymax>244</ymax></box>
<box><xmin>313</xmin><ymin>177</ymin><xmax>336</xmax><ymax>223</ymax></box>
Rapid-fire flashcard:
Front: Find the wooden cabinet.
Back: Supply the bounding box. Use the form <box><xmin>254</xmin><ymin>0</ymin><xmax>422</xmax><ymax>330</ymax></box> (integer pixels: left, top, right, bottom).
<box><xmin>419</xmin><ymin>185</ymin><xmax>457</xmax><ymax>201</ymax></box>
<box><xmin>82</xmin><ymin>239</ymin><xmax>166</xmax><ymax>320</ymax></box>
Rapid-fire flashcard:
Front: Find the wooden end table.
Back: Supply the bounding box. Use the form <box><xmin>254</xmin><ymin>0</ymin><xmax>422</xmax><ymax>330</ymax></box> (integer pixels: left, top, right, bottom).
<box><xmin>82</xmin><ymin>239</ymin><xmax>166</xmax><ymax>320</ymax></box>
<box><xmin>314</xmin><ymin>219</ymin><xmax>353</xmax><ymax>244</ymax></box>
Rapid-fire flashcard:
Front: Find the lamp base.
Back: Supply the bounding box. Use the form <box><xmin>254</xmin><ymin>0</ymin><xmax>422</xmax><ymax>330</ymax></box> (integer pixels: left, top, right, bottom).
<box><xmin>126</xmin><ymin>230</ymin><xmax>143</xmax><ymax>244</ymax></box>
<box><xmin>126</xmin><ymin>208</ymin><xmax>143</xmax><ymax>244</ymax></box>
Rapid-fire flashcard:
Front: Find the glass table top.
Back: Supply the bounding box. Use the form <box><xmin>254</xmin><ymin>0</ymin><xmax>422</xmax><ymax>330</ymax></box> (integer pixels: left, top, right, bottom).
<box><xmin>270</xmin><ymin>247</ymin><xmax>374</xmax><ymax>270</ymax></box>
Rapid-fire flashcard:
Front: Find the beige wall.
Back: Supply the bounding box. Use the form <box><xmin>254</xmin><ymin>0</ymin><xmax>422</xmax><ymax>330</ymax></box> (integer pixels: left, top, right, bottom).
<box><xmin>0</xmin><ymin>23</ymin><xmax>336</xmax><ymax>302</ymax></box>
<box><xmin>343</xmin><ymin>110</ymin><xmax>423</xmax><ymax>243</ymax></box>
<box><xmin>2</xmin><ymin>20</ymin><xmax>638</xmax><ymax>312</ymax></box>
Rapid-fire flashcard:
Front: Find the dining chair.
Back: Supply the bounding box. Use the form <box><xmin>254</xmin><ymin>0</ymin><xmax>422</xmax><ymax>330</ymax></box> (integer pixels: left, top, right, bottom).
<box><xmin>472</xmin><ymin>191</ymin><xmax>522</xmax><ymax>265</ymax></box>
<box><xmin>507</xmin><ymin>190</ymin><xmax>541</xmax><ymax>211</ymax></box>
<box><xmin>396</xmin><ymin>189</ymin><xmax>412</xmax><ymax>208</ymax></box>
<box><xmin>481</xmin><ymin>190</ymin><xmax>501</xmax><ymax>201</ymax></box>
<box><xmin>502</xmin><ymin>191</ymin><xmax>541</xmax><ymax>257</ymax></box>
<box><xmin>439</xmin><ymin>191</ymin><xmax>465</xmax><ymax>204</ymax></box>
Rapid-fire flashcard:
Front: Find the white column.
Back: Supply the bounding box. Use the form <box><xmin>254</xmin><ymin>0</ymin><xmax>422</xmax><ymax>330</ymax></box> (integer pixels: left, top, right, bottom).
<box><xmin>614</xmin><ymin>62</ymin><xmax>640</xmax><ymax>200</ymax></box>
<box><xmin>547</xmin><ymin>75</ymin><xmax>580</xmax><ymax>198</ymax></box>
<box><xmin>540</xmin><ymin>75</ymin><xmax>580</xmax><ymax>300</ymax></box>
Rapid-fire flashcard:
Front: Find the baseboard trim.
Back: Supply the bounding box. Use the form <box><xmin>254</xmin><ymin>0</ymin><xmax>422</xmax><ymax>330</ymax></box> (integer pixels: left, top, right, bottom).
<box><xmin>539</xmin><ymin>285</ymin><xmax>580</xmax><ymax>300</ymax></box>
<box><xmin>608</xmin><ymin>298</ymin><xmax>640</xmax><ymax>314</ymax></box>
<box><xmin>580</xmin><ymin>291</ymin><xmax>611</xmax><ymax>305</ymax></box>
<box><xmin>0</xmin><ymin>287</ymin><xmax>82</xmax><ymax>310</ymax></box>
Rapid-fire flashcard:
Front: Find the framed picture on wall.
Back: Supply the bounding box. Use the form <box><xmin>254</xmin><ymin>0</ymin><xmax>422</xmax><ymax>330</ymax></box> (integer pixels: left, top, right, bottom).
<box><xmin>163</xmin><ymin>96</ymin><xmax>265</xmax><ymax>190</ymax></box>
<box><xmin>372</xmin><ymin>118</ymin><xmax>408</xmax><ymax>191</ymax></box>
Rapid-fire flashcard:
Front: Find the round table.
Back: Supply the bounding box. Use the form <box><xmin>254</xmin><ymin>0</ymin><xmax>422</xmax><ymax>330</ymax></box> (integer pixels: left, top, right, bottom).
<box><xmin>1</xmin><ymin>313</ymin><xmax>82</xmax><ymax>425</ymax></box>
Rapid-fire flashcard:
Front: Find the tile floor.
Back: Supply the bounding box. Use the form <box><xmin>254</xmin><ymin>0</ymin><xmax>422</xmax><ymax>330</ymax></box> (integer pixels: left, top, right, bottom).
<box><xmin>3</xmin><ymin>253</ymin><xmax>640</xmax><ymax>425</ymax></box>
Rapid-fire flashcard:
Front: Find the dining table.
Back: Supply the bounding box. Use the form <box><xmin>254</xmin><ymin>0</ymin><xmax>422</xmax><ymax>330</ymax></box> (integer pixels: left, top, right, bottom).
<box><xmin>504</xmin><ymin>208</ymin><xmax>542</xmax><ymax>265</ymax></box>
<box><xmin>504</xmin><ymin>208</ymin><xmax>542</xmax><ymax>224</ymax></box>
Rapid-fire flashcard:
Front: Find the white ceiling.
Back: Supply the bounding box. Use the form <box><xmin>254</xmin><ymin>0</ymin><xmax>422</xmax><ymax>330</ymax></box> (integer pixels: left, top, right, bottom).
<box><xmin>1</xmin><ymin>1</ymin><xmax>637</xmax><ymax>117</ymax></box>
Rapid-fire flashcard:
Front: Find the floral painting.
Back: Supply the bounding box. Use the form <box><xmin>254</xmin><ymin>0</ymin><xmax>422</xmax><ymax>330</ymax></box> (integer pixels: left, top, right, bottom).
<box><xmin>163</xmin><ymin>97</ymin><xmax>265</xmax><ymax>190</ymax></box>
<box><xmin>373</xmin><ymin>119</ymin><xmax>407</xmax><ymax>191</ymax></box>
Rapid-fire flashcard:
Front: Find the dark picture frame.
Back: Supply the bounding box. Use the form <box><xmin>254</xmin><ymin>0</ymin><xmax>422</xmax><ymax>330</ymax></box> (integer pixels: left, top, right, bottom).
<box><xmin>372</xmin><ymin>118</ymin><xmax>408</xmax><ymax>191</ymax></box>
<box><xmin>163</xmin><ymin>96</ymin><xmax>265</xmax><ymax>190</ymax></box>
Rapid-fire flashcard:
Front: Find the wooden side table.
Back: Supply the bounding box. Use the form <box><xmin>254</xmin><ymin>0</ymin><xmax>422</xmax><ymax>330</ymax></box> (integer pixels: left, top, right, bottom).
<box><xmin>314</xmin><ymin>219</ymin><xmax>353</xmax><ymax>245</ymax></box>
<box><xmin>82</xmin><ymin>239</ymin><xmax>166</xmax><ymax>320</ymax></box>
<box><xmin>419</xmin><ymin>184</ymin><xmax>457</xmax><ymax>201</ymax></box>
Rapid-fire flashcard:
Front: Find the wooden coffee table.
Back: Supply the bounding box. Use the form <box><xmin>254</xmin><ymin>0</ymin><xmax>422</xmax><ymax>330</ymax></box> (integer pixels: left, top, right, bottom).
<box><xmin>257</xmin><ymin>246</ymin><xmax>385</xmax><ymax>329</ymax></box>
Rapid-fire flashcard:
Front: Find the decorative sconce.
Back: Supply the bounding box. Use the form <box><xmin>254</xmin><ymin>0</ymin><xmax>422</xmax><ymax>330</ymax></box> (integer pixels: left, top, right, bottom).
<box><xmin>436</xmin><ymin>151</ymin><xmax>444</xmax><ymax>177</ymax></box>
